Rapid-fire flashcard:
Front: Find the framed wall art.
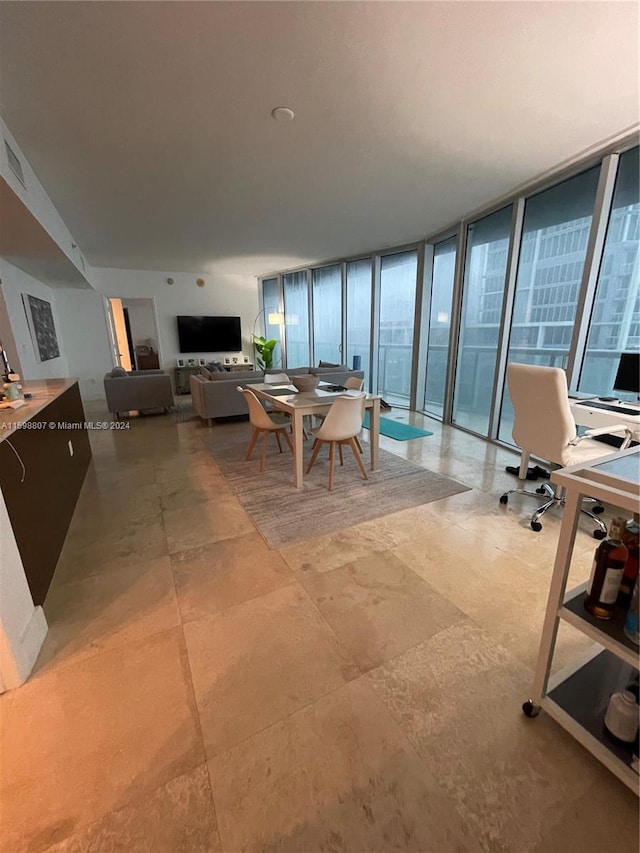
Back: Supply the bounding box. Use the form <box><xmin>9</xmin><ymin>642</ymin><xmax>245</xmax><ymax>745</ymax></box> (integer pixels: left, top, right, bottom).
<box><xmin>22</xmin><ymin>294</ymin><xmax>60</xmax><ymax>362</ymax></box>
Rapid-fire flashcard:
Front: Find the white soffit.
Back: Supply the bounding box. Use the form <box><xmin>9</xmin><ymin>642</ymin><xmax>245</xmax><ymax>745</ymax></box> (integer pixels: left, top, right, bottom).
<box><xmin>0</xmin><ymin>1</ymin><xmax>637</xmax><ymax>277</ymax></box>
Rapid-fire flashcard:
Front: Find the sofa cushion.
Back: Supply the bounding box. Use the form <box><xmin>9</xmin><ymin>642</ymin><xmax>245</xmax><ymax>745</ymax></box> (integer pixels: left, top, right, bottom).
<box><xmin>208</xmin><ymin>369</ymin><xmax>259</xmax><ymax>382</ymax></box>
<box><xmin>109</xmin><ymin>366</ymin><xmax>129</xmax><ymax>378</ymax></box>
<box><xmin>310</xmin><ymin>364</ymin><xmax>349</xmax><ymax>375</ymax></box>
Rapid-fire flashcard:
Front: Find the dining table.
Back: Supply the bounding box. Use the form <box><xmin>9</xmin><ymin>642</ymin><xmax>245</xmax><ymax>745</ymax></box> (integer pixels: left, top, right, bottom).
<box><xmin>247</xmin><ymin>382</ymin><xmax>381</xmax><ymax>489</ymax></box>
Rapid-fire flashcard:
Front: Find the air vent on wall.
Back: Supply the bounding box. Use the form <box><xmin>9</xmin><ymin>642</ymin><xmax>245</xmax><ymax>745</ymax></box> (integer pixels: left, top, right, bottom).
<box><xmin>4</xmin><ymin>140</ymin><xmax>26</xmax><ymax>189</ymax></box>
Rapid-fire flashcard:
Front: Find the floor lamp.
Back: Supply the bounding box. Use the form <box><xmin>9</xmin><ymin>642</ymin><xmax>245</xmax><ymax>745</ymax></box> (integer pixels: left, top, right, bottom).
<box><xmin>252</xmin><ymin>309</ymin><xmax>284</xmax><ymax>368</ymax></box>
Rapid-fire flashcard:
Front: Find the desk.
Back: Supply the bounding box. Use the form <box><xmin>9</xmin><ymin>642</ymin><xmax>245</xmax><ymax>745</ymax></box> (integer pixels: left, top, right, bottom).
<box><xmin>250</xmin><ymin>383</ymin><xmax>381</xmax><ymax>489</ymax></box>
<box><xmin>570</xmin><ymin>399</ymin><xmax>640</xmax><ymax>440</ymax></box>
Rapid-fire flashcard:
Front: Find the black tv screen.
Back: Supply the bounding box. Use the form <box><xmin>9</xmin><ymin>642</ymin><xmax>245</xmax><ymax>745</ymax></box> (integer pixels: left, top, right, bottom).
<box><xmin>177</xmin><ymin>316</ymin><xmax>241</xmax><ymax>353</ymax></box>
<box><xmin>614</xmin><ymin>352</ymin><xmax>639</xmax><ymax>394</ymax></box>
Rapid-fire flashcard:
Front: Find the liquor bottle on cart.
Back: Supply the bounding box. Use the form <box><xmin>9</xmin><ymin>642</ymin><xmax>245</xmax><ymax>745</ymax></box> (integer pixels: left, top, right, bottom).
<box><xmin>584</xmin><ymin>516</ymin><xmax>628</xmax><ymax>620</ymax></box>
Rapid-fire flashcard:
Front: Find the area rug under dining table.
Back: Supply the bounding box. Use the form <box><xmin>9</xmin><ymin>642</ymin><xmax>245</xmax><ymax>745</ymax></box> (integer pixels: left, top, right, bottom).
<box><xmin>201</xmin><ymin>422</ymin><xmax>470</xmax><ymax>547</ymax></box>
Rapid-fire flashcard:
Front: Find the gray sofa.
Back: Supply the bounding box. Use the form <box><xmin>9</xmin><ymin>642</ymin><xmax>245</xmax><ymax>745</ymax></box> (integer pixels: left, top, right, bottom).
<box><xmin>190</xmin><ymin>365</ymin><xmax>365</xmax><ymax>423</ymax></box>
<box><xmin>104</xmin><ymin>368</ymin><xmax>174</xmax><ymax>417</ymax></box>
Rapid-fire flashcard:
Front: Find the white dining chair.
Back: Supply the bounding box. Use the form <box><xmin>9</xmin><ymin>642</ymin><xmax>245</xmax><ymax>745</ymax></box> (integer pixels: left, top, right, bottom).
<box><xmin>237</xmin><ymin>386</ymin><xmax>293</xmax><ymax>471</ymax></box>
<box><xmin>306</xmin><ymin>392</ymin><xmax>368</xmax><ymax>490</ymax></box>
<box><xmin>314</xmin><ymin>376</ymin><xmax>365</xmax><ymax>451</ymax></box>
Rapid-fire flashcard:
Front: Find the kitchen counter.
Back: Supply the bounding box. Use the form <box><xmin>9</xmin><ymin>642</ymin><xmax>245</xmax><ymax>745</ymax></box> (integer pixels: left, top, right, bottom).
<box><xmin>0</xmin><ymin>378</ymin><xmax>91</xmax><ymax>604</ymax></box>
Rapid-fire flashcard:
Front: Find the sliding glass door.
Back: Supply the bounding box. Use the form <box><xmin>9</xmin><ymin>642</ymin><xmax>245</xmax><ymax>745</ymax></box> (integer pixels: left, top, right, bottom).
<box><xmin>283</xmin><ymin>271</ymin><xmax>310</xmax><ymax>368</ymax></box>
<box><xmin>312</xmin><ymin>265</ymin><xmax>342</xmax><ymax>365</ymax></box>
<box><xmin>377</xmin><ymin>250</ymin><xmax>418</xmax><ymax>405</ymax></box>
<box><xmin>423</xmin><ymin>237</ymin><xmax>456</xmax><ymax>417</ymax></box>
<box><xmin>261</xmin><ymin>277</ymin><xmax>283</xmax><ymax>368</ymax></box>
<box><xmin>453</xmin><ymin>207</ymin><xmax>512</xmax><ymax>435</ymax></box>
<box><xmin>578</xmin><ymin>147</ymin><xmax>640</xmax><ymax>398</ymax></box>
<box><xmin>346</xmin><ymin>258</ymin><xmax>372</xmax><ymax>387</ymax></box>
<box><xmin>498</xmin><ymin>166</ymin><xmax>600</xmax><ymax>443</ymax></box>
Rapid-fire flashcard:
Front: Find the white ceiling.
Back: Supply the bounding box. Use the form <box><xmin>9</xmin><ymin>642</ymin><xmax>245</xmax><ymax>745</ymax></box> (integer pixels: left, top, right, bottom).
<box><xmin>0</xmin><ymin>1</ymin><xmax>638</xmax><ymax>277</ymax></box>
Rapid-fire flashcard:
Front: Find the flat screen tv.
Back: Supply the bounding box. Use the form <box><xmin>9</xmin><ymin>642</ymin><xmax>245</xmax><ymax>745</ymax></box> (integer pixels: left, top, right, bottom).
<box><xmin>177</xmin><ymin>315</ymin><xmax>241</xmax><ymax>353</ymax></box>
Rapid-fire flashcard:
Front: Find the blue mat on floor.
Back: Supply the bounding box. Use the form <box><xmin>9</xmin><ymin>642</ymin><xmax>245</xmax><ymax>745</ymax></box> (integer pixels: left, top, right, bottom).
<box><xmin>363</xmin><ymin>412</ymin><xmax>433</xmax><ymax>440</ymax></box>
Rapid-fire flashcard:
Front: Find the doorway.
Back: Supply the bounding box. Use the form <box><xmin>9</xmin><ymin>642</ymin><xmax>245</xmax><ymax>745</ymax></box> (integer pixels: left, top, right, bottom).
<box><xmin>104</xmin><ymin>297</ymin><xmax>160</xmax><ymax>371</ymax></box>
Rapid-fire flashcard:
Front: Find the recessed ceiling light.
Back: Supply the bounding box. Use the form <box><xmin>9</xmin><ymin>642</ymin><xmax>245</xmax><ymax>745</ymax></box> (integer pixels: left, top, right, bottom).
<box><xmin>271</xmin><ymin>107</ymin><xmax>295</xmax><ymax>122</ymax></box>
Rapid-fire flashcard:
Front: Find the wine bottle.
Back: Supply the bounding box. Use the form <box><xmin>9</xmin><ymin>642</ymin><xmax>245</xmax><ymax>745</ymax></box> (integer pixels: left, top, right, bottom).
<box><xmin>584</xmin><ymin>516</ymin><xmax>628</xmax><ymax>620</ymax></box>
<box><xmin>617</xmin><ymin>514</ymin><xmax>640</xmax><ymax>607</ymax></box>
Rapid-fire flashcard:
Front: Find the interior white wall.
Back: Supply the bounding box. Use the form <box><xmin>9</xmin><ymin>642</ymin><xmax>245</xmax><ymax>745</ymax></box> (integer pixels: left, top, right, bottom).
<box><xmin>93</xmin><ymin>268</ymin><xmax>259</xmax><ymax>369</ymax></box>
<box><xmin>53</xmin><ymin>288</ymin><xmax>113</xmax><ymax>401</ymax></box>
<box><xmin>0</xmin><ymin>258</ymin><xmax>69</xmax><ymax>380</ymax></box>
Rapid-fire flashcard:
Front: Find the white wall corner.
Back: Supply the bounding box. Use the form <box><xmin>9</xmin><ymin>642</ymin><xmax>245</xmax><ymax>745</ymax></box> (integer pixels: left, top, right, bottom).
<box><xmin>0</xmin><ymin>606</ymin><xmax>47</xmax><ymax>692</ymax></box>
<box><xmin>0</xmin><ymin>487</ymin><xmax>48</xmax><ymax>691</ymax></box>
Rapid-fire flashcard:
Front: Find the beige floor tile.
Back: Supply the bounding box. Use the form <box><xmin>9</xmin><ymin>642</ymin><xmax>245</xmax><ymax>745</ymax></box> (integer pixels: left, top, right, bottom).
<box><xmin>172</xmin><ymin>533</ymin><xmax>295</xmax><ymax>622</ymax></box>
<box><xmin>300</xmin><ymin>550</ymin><xmax>466</xmax><ymax>670</ymax></box>
<box><xmin>366</xmin><ymin>621</ymin><xmax>608</xmax><ymax>853</ymax></box>
<box><xmin>183</xmin><ymin>583</ymin><xmax>360</xmax><ymax>756</ymax></box>
<box><xmin>37</xmin><ymin>556</ymin><xmax>181</xmax><ymax>672</ymax></box>
<box><xmin>154</xmin><ymin>450</ymin><xmax>221</xmax><ymax>484</ymax></box>
<box><xmin>159</xmin><ymin>469</ymin><xmax>234</xmax><ymax>512</ymax></box>
<box><xmin>209</xmin><ymin>678</ymin><xmax>482</xmax><ymax>853</ymax></box>
<box><xmin>55</xmin><ymin>519</ymin><xmax>168</xmax><ymax>582</ymax></box>
<box><xmin>163</xmin><ymin>495</ymin><xmax>255</xmax><ymax>554</ymax></box>
<box><xmin>1</xmin><ymin>629</ymin><xmax>204</xmax><ymax>853</ymax></box>
<box><xmin>43</xmin><ymin>764</ymin><xmax>221</xmax><ymax>853</ymax></box>
<box><xmin>531</xmin><ymin>762</ymin><xmax>639</xmax><ymax>853</ymax></box>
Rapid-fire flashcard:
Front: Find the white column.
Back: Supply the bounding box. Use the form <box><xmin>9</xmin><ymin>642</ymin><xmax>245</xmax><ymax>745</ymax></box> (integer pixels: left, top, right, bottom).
<box><xmin>0</xmin><ymin>487</ymin><xmax>47</xmax><ymax>691</ymax></box>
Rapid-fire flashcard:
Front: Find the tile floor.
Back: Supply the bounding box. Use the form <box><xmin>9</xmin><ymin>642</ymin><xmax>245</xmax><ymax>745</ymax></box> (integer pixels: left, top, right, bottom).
<box><xmin>1</xmin><ymin>404</ymin><xmax>637</xmax><ymax>853</ymax></box>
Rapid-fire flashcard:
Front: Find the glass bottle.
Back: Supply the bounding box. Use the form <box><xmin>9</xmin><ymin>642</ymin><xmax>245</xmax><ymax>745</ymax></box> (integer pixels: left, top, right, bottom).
<box><xmin>584</xmin><ymin>516</ymin><xmax>628</xmax><ymax>620</ymax></box>
<box><xmin>623</xmin><ymin>580</ymin><xmax>639</xmax><ymax>646</ymax></box>
<box><xmin>617</xmin><ymin>514</ymin><xmax>640</xmax><ymax>608</ymax></box>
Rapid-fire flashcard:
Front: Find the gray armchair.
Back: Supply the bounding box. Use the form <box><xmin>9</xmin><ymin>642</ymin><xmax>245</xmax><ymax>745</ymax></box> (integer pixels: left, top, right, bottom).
<box><xmin>104</xmin><ymin>368</ymin><xmax>173</xmax><ymax>417</ymax></box>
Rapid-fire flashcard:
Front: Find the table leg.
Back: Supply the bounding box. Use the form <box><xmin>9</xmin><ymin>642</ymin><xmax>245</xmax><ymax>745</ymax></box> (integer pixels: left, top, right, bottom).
<box><xmin>370</xmin><ymin>399</ymin><xmax>380</xmax><ymax>471</ymax></box>
<box><xmin>293</xmin><ymin>409</ymin><xmax>305</xmax><ymax>488</ymax></box>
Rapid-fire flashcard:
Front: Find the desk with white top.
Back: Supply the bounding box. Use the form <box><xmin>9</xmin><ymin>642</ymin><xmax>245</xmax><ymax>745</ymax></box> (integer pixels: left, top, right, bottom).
<box><xmin>249</xmin><ymin>383</ymin><xmax>381</xmax><ymax>489</ymax></box>
<box><xmin>570</xmin><ymin>398</ymin><xmax>640</xmax><ymax>440</ymax></box>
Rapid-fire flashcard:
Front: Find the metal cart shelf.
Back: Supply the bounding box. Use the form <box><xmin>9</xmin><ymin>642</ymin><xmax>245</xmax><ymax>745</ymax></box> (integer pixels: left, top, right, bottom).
<box><xmin>526</xmin><ymin>446</ymin><xmax>640</xmax><ymax>794</ymax></box>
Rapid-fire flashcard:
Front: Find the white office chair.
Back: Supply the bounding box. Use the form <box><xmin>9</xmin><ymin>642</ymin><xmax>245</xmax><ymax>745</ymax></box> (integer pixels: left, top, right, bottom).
<box><xmin>237</xmin><ymin>386</ymin><xmax>293</xmax><ymax>471</ymax></box>
<box><xmin>499</xmin><ymin>363</ymin><xmax>632</xmax><ymax>537</ymax></box>
<box><xmin>306</xmin><ymin>392</ymin><xmax>368</xmax><ymax>490</ymax></box>
<box><xmin>344</xmin><ymin>377</ymin><xmax>364</xmax><ymax>391</ymax></box>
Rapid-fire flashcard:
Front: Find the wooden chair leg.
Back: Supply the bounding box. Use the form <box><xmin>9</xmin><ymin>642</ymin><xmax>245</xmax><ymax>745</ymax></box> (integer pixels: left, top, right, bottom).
<box><xmin>275</xmin><ymin>431</ymin><xmax>283</xmax><ymax>453</ymax></box>
<box><xmin>245</xmin><ymin>428</ymin><xmax>260</xmax><ymax>461</ymax></box>
<box><xmin>354</xmin><ymin>436</ymin><xmax>363</xmax><ymax>453</ymax></box>
<box><xmin>306</xmin><ymin>438</ymin><xmax>323</xmax><ymax>474</ymax></box>
<box><xmin>260</xmin><ymin>431</ymin><xmax>269</xmax><ymax>472</ymax></box>
<box><xmin>281</xmin><ymin>428</ymin><xmax>294</xmax><ymax>453</ymax></box>
<box><xmin>349</xmin><ymin>438</ymin><xmax>369</xmax><ymax>480</ymax></box>
<box><xmin>338</xmin><ymin>443</ymin><xmax>344</xmax><ymax>466</ymax></box>
<box><xmin>328</xmin><ymin>442</ymin><xmax>336</xmax><ymax>491</ymax></box>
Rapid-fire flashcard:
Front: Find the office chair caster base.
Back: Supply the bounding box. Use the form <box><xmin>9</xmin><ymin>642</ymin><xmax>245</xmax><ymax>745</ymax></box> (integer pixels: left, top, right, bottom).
<box><xmin>530</xmin><ymin>521</ymin><xmax>543</xmax><ymax>532</ymax></box>
<box><xmin>499</xmin><ymin>494</ymin><xmax>509</xmax><ymax>505</ymax></box>
<box><xmin>592</xmin><ymin>505</ymin><xmax>605</xmax><ymax>515</ymax></box>
<box><xmin>522</xmin><ymin>700</ymin><xmax>541</xmax><ymax>718</ymax></box>
<box><xmin>535</xmin><ymin>486</ymin><xmax>547</xmax><ymax>495</ymax></box>
<box><xmin>593</xmin><ymin>529</ymin><xmax>606</xmax><ymax>540</ymax></box>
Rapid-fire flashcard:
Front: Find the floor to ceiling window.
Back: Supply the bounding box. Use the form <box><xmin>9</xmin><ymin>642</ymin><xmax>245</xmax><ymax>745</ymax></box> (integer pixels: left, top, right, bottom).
<box><xmin>283</xmin><ymin>271</ymin><xmax>310</xmax><ymax>368</ymax></box>
<box><xmin>578</xmin><ymin>147</ymin><xmax>640</xmax><ymax>398</ymax></box>
<box><xmin>261</xmin><ymin>277</ymin><xmax>283</xmax><ymax>368</ymax></box>
<box><xmin>453</xmin><ymin>207</ymin><xmax>512</xmax><ymax>435</ymax></box>
<box><xmin>377</xmin><ymin>250</ymin><xmax>418</xmax><ymax>406</ymax></box>
<box><xmin>312</xmin><ymin>265</ymin><xmax>342</xmax><ymax>366</ymax></box>
<box><xmin>346</xmin><ymin>258</ymin><xmax>372</xmax><ymax>387</ymax></box>
<box><xmin>498</xmin><ymin>166</ymin><xmax>600</xmax><ymax>443</ymax></box>
<box><xmin>423</xmin><ymin>236</ymin><xmax>456</xmax><ymax>418</ymax></box>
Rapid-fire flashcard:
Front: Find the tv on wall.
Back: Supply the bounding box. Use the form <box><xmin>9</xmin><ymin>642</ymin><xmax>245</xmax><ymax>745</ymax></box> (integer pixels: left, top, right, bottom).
<box><xmin>177</xmin><ymin>316</ymin><xmax>242</xmax><ymax>353</ymax></box>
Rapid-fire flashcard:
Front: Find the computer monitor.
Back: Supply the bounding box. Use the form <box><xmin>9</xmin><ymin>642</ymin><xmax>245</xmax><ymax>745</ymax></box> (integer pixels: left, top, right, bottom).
<box><xmin>613</xmin><ymin>352</ymin><xmax>639</xmax><ymax>395</ymax></box>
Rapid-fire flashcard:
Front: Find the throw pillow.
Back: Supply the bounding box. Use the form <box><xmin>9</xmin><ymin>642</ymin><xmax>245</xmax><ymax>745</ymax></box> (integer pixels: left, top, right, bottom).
<box><xmin>318</xmin><ymin>360</ymin><xmax>339</xmax><ymax>368</ymax></box>
<box><xmin>109</xmin><ymin>366</ymin><xmax>129</xmax><ymax>378</ymax></box>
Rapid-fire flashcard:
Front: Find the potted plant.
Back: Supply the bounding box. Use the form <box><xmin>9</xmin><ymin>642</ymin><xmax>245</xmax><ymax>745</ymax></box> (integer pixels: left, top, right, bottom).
<box><xmin>253</xmin><ymin>336</ymin><xmax>277</xmax><ymax>370</ymax></box>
